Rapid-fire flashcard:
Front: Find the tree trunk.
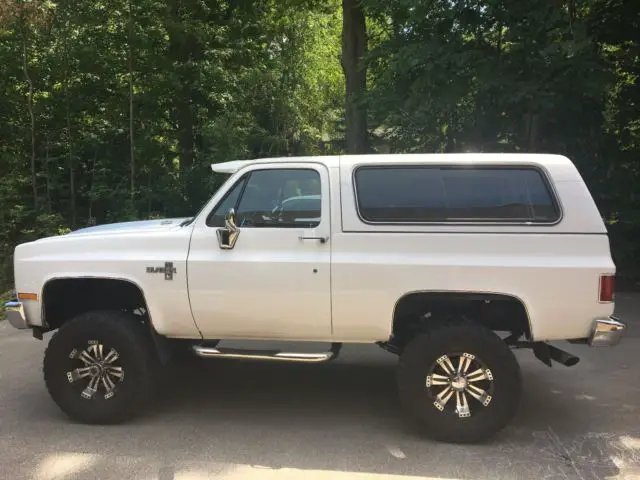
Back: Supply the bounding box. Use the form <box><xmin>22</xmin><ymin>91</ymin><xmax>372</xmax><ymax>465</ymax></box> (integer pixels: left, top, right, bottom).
<box><xmin>444</xmin><ymin>112</ymin><xmax>457</xmax><ymax>153</ymax></box>
<box><xmin>44</xmin><ymin>135</ymin><xmax>51</xmax><ymax>213</ymax></box>
<box><xmin>128</xmin><ymin>0</ymin><xmax>135</xmax><ymax>201</ymax></box>
<box><xmin>567</xmin><ymin>0</ymin><xmax>575</xmax><ymax>34</ymax></box>
<box><xmin>63</xmin><ymin>26</ymin><xmax>76</xmax><ymax>227</ymax></box>
<box><xmin>341</xmin><ymin>0</ymin><xmax>368</xmax><ymax>154</ymax></box>
<box><xmin>21</xmin><ymin>24</ymin><xmax>37</xmax><ymax>211</ymax></box>
<box><xmin>525</xmin><ymin>113</ymin><xmax>539</xmax><ymax>152</ymax></box>
<box><xmin>167</xmin><ymin>0</ymin><xmax>195</xmax><ymax>185</ymax></box>
<box><xmin>88</xmin><ymin>147</ymin><xmax>97</xmax><ymax>224</ymax></box>
<box><xmin>496</xmin><ymin>23</ymin><xmax>503</xmax><ymax>62</ymax></box>
<box><xmin>147</xmin><ymin>169</ymin><xmax>151</xmax><ymax>218</ymax></box>
<box><xmin>65</xmin><ymin>87</ymin><xmax>75</xmax><ymax>227</ymax></box>
<box><xmin>176</xmin><ymin>95</ymin><xmax>194</xmax><ymax>182</ymax></box>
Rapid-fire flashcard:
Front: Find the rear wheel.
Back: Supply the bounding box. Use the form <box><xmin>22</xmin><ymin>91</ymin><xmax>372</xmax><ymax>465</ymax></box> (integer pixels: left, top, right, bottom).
<box><xmin>397</xmin><ymin>322</ymin><xmax>522</xmax><ymax>444</ymax></box>
<box><xmin>43</xmin><ymin>310</ymin><xmax>156</xmax><ymax>424</ymax></box>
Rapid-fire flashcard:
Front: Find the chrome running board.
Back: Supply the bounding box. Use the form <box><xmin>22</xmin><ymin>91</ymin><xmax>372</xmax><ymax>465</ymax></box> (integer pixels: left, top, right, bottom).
<box><xmin>192</xmin><ymin>343</ymin><xmax>342</xmax><ymax>363</ymax></box>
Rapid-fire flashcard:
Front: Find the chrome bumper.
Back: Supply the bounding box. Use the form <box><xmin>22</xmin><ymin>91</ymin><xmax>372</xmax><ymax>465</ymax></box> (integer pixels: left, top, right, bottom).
<box><xmin>4</xmin><ymin>301</ymin><xmax>29</xmax><ymax>330</ymax></box>
<box><xmin>589</xmin><ymin>316</ymin><xmax>626</xmax><ymax>347</ymax></box>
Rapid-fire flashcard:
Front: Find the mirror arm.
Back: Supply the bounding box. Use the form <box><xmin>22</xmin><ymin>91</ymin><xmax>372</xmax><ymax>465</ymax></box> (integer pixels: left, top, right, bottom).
<box><xmin>217</xmin><ymin>208</ymin><xmax>240</xmax><ymax>249</ymax></box>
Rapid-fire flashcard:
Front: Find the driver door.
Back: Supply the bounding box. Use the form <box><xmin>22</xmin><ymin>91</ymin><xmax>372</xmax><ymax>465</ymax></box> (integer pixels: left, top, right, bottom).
<box><xmin>187</xmin><ymin>162</ymin><xmax>332</xmax><ymax>340</ymax></box>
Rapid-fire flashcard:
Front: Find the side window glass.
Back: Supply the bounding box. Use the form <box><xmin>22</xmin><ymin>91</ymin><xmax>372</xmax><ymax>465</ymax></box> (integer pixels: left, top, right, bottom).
<box><xmin>206</xmin><ymin>177</ymin><xmax>247</xmax><ymax>227</ymax></box>
<box><xmin>235</xmin><ymin>169</ymin><xmax>321</xmax><ymax>228</ymax></box>
<box><xmin>355</xmin><ymin>166</ymin><xmax>559</xmax><ymax>223</ymax></box>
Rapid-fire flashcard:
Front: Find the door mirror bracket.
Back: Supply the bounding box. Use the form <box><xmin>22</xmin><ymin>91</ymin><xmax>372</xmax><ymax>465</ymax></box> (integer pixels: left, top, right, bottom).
<box><xmin>217</xmin><ymin>208</ymin><xmax>240</xmax><ymax>249</ymax></box>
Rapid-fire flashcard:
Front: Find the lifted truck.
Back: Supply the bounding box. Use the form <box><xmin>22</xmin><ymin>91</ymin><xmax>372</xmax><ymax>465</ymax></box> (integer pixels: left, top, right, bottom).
<box><xmin>5</xmin><ymin>153</ymin><xmax>626</xmax><ymax>443</ymax></box>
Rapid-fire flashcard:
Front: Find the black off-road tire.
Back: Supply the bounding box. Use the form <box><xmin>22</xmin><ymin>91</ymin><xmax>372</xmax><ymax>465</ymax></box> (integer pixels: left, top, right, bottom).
<box><xmin>397</xmin><ymin>323</ymin><xmax>522</xmax><ymax>444</ymax></box>
<box><xmin>43</xmin><ymin>310</ymin><xmax>157</xmax><ymax>424</ymax></box>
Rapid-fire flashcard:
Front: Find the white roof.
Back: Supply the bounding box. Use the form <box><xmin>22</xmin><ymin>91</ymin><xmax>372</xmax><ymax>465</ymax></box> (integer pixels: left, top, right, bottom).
<box><xmin>211</xmin><ymin>160</ymin><xmax>255</xmax><ymax>174</ymax></box>
<box><xmin>211</xmin><ymin>153</ymin><xmax>574</xmax><ymax>174</ymax></box>
<box><xmin>211</xmin><ymin>156</ymin><xmax>340</xmax><ymax>174</ymax></box>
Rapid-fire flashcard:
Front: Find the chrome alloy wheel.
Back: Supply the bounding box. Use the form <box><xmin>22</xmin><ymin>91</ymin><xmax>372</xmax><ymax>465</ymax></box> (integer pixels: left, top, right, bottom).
<box><xmin>66</xmin><ymin>342</ymin><xmax>124</xmax><ymax>400</ymax></box>
<box><xmin>425</xmin><ymin>352</ymin><xmax>495</xmax><ymax>418</ymax></box>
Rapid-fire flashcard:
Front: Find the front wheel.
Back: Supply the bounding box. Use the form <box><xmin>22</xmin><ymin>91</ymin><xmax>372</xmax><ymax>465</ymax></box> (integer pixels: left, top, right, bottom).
<box><xmin>397</xmin><ymin>323</ymin><xmax>522</xmax><ymax>444</ymax></box>
<box><xmin>43</xmin><ymin>310</ymin><xmax>156</xmax><ymax>424</ymax></box>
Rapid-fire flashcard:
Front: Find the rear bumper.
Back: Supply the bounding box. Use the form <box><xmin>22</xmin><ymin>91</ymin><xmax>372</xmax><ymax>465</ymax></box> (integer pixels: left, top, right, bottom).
<box><xmin>4</xmin><ymin>301</ymin><xmax>29</xmax><ymax>330</ymax></box>
<box><xmin>589</xmin><ymin>316</ymin><xmax>626</xmax><ymax>347</ymax></box>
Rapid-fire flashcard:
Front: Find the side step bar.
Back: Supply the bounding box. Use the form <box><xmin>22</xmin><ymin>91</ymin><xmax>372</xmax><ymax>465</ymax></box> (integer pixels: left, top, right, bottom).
<box><xmin>192</xmin><ymin>343</ymin><xmax>342</xmax><ymax>363</ymax></box>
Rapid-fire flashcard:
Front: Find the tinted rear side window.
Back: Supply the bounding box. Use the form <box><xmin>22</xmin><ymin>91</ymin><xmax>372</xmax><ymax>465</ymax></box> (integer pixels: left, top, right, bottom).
<box><xmin>354</xmin><ymin>165</ymin><xmax>560</xmax><ymax>223</ymax></box>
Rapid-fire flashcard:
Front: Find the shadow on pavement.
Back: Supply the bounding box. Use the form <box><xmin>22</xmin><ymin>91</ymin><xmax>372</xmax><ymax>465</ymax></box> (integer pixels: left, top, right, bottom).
<box><xmin>3</xmin><ymin>292</ymin><xmax>640</xmax><ymax>478</ymax></box>
<box><xmin>8</xmin><ymin>351</ymin><xmax>637</xmax><ymax>479</ymax></box>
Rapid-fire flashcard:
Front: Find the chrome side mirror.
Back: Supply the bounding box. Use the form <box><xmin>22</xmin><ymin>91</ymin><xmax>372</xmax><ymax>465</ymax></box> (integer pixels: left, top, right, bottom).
<box><xmin>217</xmin><ymin>208</ymin><xmax>240</xmax><ymax>249</ymax></box>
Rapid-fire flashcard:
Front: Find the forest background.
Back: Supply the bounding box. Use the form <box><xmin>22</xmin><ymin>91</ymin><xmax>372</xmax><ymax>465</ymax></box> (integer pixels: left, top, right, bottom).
<box><xmin>0</xmin><ymin>0</ymin><xmax>638</xmax><ymax>293</ymax></box>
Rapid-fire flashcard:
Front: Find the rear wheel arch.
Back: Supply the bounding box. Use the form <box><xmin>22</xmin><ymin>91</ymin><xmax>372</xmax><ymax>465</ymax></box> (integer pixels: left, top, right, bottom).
<box><xmin>390</xmin><ymin>290</ymin><xmax>533</xmax><ymax>351</ymax></box>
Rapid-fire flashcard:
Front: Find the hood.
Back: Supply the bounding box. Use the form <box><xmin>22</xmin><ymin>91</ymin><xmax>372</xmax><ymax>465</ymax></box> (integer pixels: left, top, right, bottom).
<box><xmin>67</xmin><ymin>217</ymin><xmax>190</xmax><ymax>236</ymax></box>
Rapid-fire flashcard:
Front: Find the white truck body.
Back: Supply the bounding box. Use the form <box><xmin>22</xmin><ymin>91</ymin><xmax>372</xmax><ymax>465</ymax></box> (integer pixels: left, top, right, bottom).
<box><xmin>11</xmin><ymin>153</ymin><xmax>615</xmax><ymax>342</ymax></box>
<box><xmin>5</xmin><ymin>153</ymin><xmax>626</xmax><ymax>442</ymax></box>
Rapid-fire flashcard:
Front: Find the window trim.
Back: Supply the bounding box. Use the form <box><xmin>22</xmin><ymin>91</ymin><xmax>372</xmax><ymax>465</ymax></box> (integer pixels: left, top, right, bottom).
<box><xmin>205</xmin><ymin>167</ymin><xmax>323</xmax><ymax>229</ymax></box>
<box><xmin>351</xmin><ymin>163</ymin><xmax>563</xmax><ymax>226</ymax></box>
<box><xmin>205</xmin><ymin>173</ymin><xmax>249</xmax><ymax>227</ymax></box>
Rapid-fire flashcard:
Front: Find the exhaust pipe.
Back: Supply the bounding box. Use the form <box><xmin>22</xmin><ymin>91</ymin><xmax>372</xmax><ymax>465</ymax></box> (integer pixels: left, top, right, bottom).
<box><xmin>548</xmin><ymin>344</ymin><xmax>580</xmax><ymax>367</ymax></box>
<box><xmin>533</xmin><ymin>342</ymin><xmax>580</xmax><ymax>367</ymax></box>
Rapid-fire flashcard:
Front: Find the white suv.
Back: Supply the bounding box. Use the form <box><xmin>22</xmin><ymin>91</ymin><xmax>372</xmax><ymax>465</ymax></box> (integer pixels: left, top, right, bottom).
<box><xmin>5</xmin><ymin>153</ymin><xmax>626</xmax><ymax>443</ymax></box>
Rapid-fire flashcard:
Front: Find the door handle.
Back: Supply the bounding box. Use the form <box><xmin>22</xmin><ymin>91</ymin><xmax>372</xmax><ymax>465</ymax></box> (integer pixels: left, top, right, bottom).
<box><xmin>299</xmin><ymin>236</ymin><xmax>329</xmax><ymax>244</ymax></box>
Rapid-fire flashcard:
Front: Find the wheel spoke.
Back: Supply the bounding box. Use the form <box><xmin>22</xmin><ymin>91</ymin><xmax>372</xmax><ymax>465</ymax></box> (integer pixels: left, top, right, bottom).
<box><xmin>456</xmin><ymin>391</ymin><xmax>471</xmax><ymax>418</ymax></box>
<box><xmin>466</xmin><ymin>384</ymin><xmax>493</xmax><ymax>407</ymax></box>
<box><xmin>467</xmin><ymin>368</ymin><xmax>493</xmax><ymax>383</ymax></box>
<box><xmin>457</xmin><ymin>354</ymin><xmax>473</xmax><ymax>374</ymax></box>
<box><xmin>105</xmin><ymin>366</ymin><xmax>124</xmax><ymax>380</ymax></box>
<box><xmin>78</xmin><ymin>350</ymin><xmax>96</xmax><ymax>365</ymax></box>
<box><xmin>426</xmin><ymin>373</ymin><xmax>449</xmax><ymax>387</ymax></box>
<box><xmin>433</xmin><ymin>385</ymin><xmax>454</xmax><ymax>411</ymax></box>
<box><xmin>437</xmin><ymin>386</ymin><xmax>454</xmax><ymax>405</ymax></box>
<box><xmin>67</xmin><ymin>367</ymin><xmax>92</xmax><ymax>383</ymax></box>
<box><xmin>102</xmin><ymin>373</ymin><xmax>116</xmax><ymax>392</ymax></box>
<box><xmin>81</xmin><ymin>375</ymin><xmax>100</xmax><ymax>400</ymax></box>
<box><xmin>437</xmin><ymin>355</ymin><xmax>456</xmax><ymax>376</ymax></box>
<box><xmin>457</xmin><ymin>356</ymin><xmax>465</xmax><ymax>374</ymax></box>
<box><xmin>89</xmin><ymin>344</ymin><xmax>102</xmax><ymax>361</ymax></box>
<box><xmin>466</xmin><ymin>369</ymin><xmax>486</xmax><ymax>382</ymax></box>
<box><xmin>103</xmin><ymin>348</ymin><xmax>119</xmax><ymax>364</ymax></box>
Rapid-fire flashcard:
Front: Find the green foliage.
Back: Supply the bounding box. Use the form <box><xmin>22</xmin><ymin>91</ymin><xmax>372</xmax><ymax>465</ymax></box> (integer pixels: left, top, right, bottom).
<box><xmin>0</xmin><ymin>289</ymin><xmax>13</xmax><ymax>320</ymax></box>
<box><xmin>361</xmin><ymin>0</ymin><xmax>640</xmax><ymax>285</ymax></box>
<box><xmin>1</xmin><ymin>0</ymin><xmax>639</xmax><ymax>290</ymax></box>
<box><xmin>0</xmin><ymin>0</ymin><xmax>344</xmax><ymax>290</ymax></box>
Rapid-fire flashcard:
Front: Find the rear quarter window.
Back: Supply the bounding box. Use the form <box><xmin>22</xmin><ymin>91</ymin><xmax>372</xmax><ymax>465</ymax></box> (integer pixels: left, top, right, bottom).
<box><xmin>353</xmin><ymin>165</ymin><xmax>560</xmax><ymax>224</ymax></box>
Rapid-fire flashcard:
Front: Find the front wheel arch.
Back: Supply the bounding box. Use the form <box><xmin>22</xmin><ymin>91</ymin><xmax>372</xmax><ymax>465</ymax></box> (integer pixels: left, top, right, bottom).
<box><xmin>41</xmin><ymin>277</ymin><xmax>153</xmax><ymax>331</ymax></box>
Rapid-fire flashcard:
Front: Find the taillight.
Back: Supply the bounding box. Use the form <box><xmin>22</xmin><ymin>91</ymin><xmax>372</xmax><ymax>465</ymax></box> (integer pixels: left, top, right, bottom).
<box><xmin>599</xmin><ymin>275</ymin><xmax>615</xmax><ymax>302</ymax></box>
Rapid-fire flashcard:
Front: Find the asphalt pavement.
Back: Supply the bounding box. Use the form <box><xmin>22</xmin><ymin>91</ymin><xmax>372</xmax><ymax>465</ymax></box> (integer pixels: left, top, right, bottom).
<box><xmin>0</xmin><ymin>294</ymin><xmax>639</xmax><ymax>480</ymax></box>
